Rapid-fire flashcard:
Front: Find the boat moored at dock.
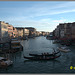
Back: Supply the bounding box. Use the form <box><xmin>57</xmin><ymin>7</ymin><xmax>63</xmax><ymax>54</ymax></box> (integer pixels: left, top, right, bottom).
<box><xmin>11</xmin><ymin>38</ymin><xmax>23</xmax><ymax>51</ymax></box>
<box><xmin>0</xmin><ymin>57</ymin><xmax>13</xmax><ymax>67</ymax></box>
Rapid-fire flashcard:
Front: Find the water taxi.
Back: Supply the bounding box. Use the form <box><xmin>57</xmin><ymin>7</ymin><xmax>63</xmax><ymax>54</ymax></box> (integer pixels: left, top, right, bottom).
<box><xmin>0</xmin><ymin>57</ymin><xmax>13</xmax><ymax>67</ymax></box>
<box><xmin>57</xmin><ymin>46</ymin><xmax>71</xmax><ymax>53</ymax></box>
<box><xmin>11</xmin><ymin>38</ymin><xmax>23</xmax><ymax>51</ymax></box>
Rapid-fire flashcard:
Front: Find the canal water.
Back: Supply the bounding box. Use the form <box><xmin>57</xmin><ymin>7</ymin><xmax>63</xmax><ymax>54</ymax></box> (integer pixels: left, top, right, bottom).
<box><xmin>0</xmin><ymin>36</ymin><xmax>75</xmax><ymax>74</ymax></box>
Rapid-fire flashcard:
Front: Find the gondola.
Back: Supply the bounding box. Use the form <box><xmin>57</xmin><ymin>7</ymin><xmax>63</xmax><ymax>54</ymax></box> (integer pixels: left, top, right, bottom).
<box><xmin>23</xmin><ymin>54</ymin><xmax>61</xmax><ymax>60</ymax></box>
<box><xmin>29</xmin><ymin>51</ymin><xmax>60</xmax><ymax>56</ymax></box>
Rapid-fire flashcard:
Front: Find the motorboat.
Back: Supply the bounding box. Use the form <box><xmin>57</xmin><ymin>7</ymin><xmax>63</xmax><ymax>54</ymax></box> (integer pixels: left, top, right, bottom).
<box><xmin>11</xmin><ymin>39</ymin><xmax>21</xmax><ymax>49</ymax></box>
<box><xmin>0</xmin><ymin>57</ymin><xmax>13</xmax><ymax>67</ymax></box>
<box><xmin>11</xmin><ymin>38</ymin><xmax>23</xmax><ymax>51</ymax></box>
<box><xmin>57</xmin><ymin>46</ymin><xmax>71</xmax><ymax>53</ymax></box>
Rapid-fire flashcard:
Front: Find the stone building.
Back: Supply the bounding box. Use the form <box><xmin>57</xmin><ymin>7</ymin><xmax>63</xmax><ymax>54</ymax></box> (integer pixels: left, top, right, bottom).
<box><xmin>8</xmin><ymin>24</ymin><xmax>13</xmax><ymax>38</ymax></box>
<box><xmin>54</xmin><ymin>25</ymin><xmax>60</xmax><ymax>38</ymax></box>
<box><xmin>0</xmin><ymin>21</ymin><xmax>9</xmax><ymax>42</ymax></box>
<box><xmin>15</xmin><ymin>27</ymin><xmax>24</xmax><ymax>38</ymax></box>
<box><xmin>13</xmin><ymin>27</ymin><xmax>18</xmax><ymax>38</ymax></box>
<box><xmin>25</xmin><ymin>27</ymin><xmax>36</xmax><ymax>38</ymax></box>
<box><xmin>59</xmin><ymin>23</ymin><xmax>65</xmax><ymax>38</ymax></box>
<box><xmin>23</xmin><ymin>28</ymin><xmax>29</xmax><ymax>37</ymax></box>
<box><xmin>53</xmin><ymin>22</ymin><xmax>75</xmax><ymax>40</ymax></box>
<box><xmin>64</xmin><ymin>23</ymin><xmax>72</xmax><ymax>39</ymax></box>
<box><xmin>35</xmin><ymin>31</ymin><xmax>40</xmax><ymax>36</ymax></box>
<box><xmin>71</xmin><ymin>22</ymin><xmax>75</xmax><ymax>39</ymax></box>
<box><xmin>41</xmin><ymin>31</ymin><xmax>46</xmax><ymax>36</ymax></box>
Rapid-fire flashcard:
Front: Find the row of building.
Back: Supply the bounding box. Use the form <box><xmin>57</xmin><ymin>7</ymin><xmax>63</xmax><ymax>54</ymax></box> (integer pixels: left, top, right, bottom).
<box><xmin>52</xmin><ymin>22</ymin><xmax>75</xmax><ymax>40</ymax></box>
<box><xmin>0</xmin><ymin>21</ymin><xmax>49</xmax><ymax>42</ymax></box>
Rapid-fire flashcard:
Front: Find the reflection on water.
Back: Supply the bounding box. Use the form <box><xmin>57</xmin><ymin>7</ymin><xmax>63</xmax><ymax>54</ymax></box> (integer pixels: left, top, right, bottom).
<box><xmin>24</xmin><ymin>59</ymin><xmax>60</xmax><ymax>65</ymax></box>
<box><xmin>0</xmin><ymin>36</ymin><xmax>75</xmax><ymax>73</ymax></box>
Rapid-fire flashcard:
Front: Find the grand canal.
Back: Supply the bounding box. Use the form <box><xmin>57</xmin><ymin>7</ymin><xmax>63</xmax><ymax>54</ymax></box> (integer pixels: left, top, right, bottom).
<box><xmin>0</xmin><ymin>36</ymin><xmax>75</xmax><ymax>74</ymax></box>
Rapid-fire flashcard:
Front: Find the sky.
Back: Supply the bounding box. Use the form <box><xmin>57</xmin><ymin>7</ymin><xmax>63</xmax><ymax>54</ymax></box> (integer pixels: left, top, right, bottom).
<box><xmin>0</xmin><ymin>1</ymin><xmax>75</xmax><ymax>32</ymax></box>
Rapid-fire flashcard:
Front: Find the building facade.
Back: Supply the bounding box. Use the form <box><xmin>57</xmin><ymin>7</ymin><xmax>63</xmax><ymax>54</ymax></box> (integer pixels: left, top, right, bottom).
<box><xmin>53</xmin><ymin>22</ymin><xmax>75</xmax><ymax>40</ymax></box>
<box><xmin>8</xmin><ymin>24</ymin><xmax>13</xmax><ymax>38</ymax></box>
<box><xmin>64</xmin><ymin>23</ymin><xmax>72</xmax><ymax>39</ymax></box>
<box><xmin>0</xmin><ymin>21</ymin><xmax>9</xmax><ymax>42</ymax></box>
<box><xmin>25</xmin><ymin>27</ymin><xmax>36</xmax><ymax>37</ymax></box>
<box><xmin>71</xmin><ymin>22</ymin><xmax>75</xmax><ymax>39</ymax></box>
<box><xmin>23</xmin><ymin>28</ymin><xmax>29</xmax><ymax>37</ymax></box>
<box><xmin>13</xmin><ymin>27</ymin><xmax>18</xmax><ymax>38</ymax></box>
<box><xmin>15</xmin><ymin>27</ymin><xmax>24</xmax><ymax>38</ymax></box>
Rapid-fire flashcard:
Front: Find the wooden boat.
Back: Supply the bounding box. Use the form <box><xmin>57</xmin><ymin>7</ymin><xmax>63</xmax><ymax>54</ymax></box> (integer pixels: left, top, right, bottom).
<box><xmin>29</xmin><ymin>51</ymin><xmax>60</xmax><ymax>56</ymax></box>
<box><xmin>24</xmin><ymin>54</ymin><xmax>61</xmax><ymax>60</ymax></box>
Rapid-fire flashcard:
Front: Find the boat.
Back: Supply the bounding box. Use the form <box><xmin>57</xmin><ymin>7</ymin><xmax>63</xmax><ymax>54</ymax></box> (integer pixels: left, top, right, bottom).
<box><xmin>24</xmin><ymin>54</ymin><xmax>61</xmax><ymax>60</ymax></box>
<box><xmin>29</xmin><ymin>51</ymin><xmax>60</xmax><ymax>56</ymax></box>
<box><xmin>57</xmin><ymin>46</ymin><xmax>71</xmax><ymax>53</ymax></box>
<box><xmin>11</xmin><ymin>39</ymin><xmax>21</xmax><ymax>49</ymax></box>
<box><xmin>53</xmin><ymin>40</ymin><xmax>60</xmax><ymax>44</ymax></box>
<box><xmin>11</xmin><ymin>38</ymin><xmax>23</xmax><ymax>51</ymax></box>
<box><xmin>46</xmin><ymin>35</ymin><xmax>54</xmax><ymax>40</ymax></box>
<box><xmin>0</xmin><ymin>57</ymin><xmax>13</xmax><ymax>67</ymax></box>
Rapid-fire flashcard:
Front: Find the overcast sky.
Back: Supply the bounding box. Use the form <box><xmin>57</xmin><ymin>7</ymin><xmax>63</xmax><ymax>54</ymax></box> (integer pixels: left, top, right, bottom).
<box><xmin>0</xmin><ymin>1</ymin><xmax>75</xmax><ymax>32</ymax></box>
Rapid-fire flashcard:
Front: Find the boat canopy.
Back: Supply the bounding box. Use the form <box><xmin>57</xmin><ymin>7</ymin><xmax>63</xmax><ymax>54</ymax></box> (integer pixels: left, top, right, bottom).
<box><xmin>11</xmin><ymin>41</ymin><xmax>20</xmax><ymax>43</ymax></box>
<box><xmin>0</xmin><ymin>57</ymin><xmax>4</xmax><ymax>60</ymax></box>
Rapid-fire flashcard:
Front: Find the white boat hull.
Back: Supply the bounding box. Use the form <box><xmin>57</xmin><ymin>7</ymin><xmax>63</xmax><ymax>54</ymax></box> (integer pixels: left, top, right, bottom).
<box><xmin>57</xmin><ymin>47</ymin><xmax>71</xmax><ymax>53</ymax></box>
<box><xmin>0</xmin><ymin>57</ymin><xmax>13</xmax><ymax>67</ymax></box>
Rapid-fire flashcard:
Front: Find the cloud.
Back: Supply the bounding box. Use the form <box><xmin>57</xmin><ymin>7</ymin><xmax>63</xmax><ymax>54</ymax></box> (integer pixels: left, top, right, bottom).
<box><xmin>22</xmin><ymin>2</ymin><xmax>75</xmax><ymax>18</ymax></box>
<box><xmin>52</xmin><ymin>19</ymin><xmax>66</xmax><ymax>23</ymax></box>
<box><xmin>1</xmin><ymin>2</ymin><xmax>75</xmax><ymax>18</ymax></box>
<box><xmin>0</xmin><ymin>2</ymin><xmax>75</xmax><ymax>32</ymax></box>
<box><xmin>0</xmin><ymin>14</ymin><xmax>67</xmax><ymax>32</ymax></box>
